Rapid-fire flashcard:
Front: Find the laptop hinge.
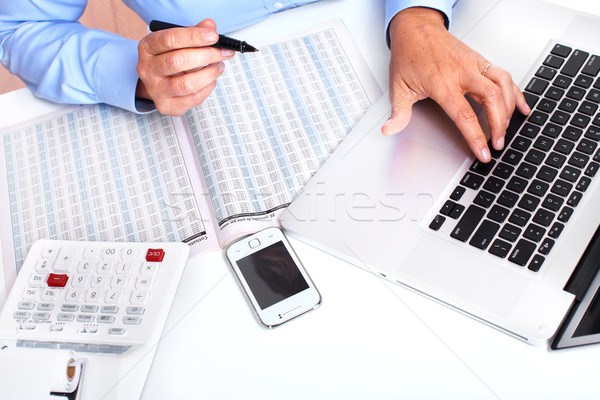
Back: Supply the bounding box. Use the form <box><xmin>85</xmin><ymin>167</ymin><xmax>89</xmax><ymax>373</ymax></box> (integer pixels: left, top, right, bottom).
<box><xmin>563</xmin><ymin>223</ymin><xmax>600</xmax><ymax>302</ymax></box>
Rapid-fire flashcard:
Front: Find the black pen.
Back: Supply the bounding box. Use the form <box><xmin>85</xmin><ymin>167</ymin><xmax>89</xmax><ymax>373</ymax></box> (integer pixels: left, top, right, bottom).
<box><xmin>149</xmin><ymin>20</ymin><xmax>258</xmax><ymax>53</ymax></box>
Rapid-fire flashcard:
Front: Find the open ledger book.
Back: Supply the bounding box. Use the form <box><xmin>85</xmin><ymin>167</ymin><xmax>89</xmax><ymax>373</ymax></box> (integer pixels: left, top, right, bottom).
<box><xmin>0</xmin><ymin>20</ymin><xmax>382</xmax><ymax>292</ymax></box>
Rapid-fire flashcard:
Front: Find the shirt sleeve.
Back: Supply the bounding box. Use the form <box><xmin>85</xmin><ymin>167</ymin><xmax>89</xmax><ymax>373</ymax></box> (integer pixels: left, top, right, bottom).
<box><xmin>385</xmin><ymin>0</ymin><xmax>458</xmax><ymax>47</ymax></box>
<box><xmin>0</xmin><ymin>1</ymin><xmax>144</xmax><ymax>112</ymax></box>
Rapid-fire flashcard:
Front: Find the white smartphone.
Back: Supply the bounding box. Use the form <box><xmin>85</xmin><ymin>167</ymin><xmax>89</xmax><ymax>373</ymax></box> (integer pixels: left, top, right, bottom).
<box><xmin>226</xmin><ymin>227</ymin><xmax>321</xmax><ymax>328</ymax></box>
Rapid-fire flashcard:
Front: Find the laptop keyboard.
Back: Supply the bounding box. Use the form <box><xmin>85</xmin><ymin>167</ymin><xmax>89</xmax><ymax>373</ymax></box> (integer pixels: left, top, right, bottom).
<box><xmin>429</xmin><ymin>43</ymin><xmax>600</xmax><ymax>272</ymax></box>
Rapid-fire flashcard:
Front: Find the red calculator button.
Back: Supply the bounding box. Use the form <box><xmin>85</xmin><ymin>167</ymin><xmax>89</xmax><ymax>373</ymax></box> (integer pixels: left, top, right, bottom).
<box><xmin>47</xmin><ymin>273</ymin><xmax>69</xmax><ymax>287</ymax></box>
<box><xmin>146</xmin><ymin>249</ymin><xmax>165</xmax><ymax>262</ymax></box>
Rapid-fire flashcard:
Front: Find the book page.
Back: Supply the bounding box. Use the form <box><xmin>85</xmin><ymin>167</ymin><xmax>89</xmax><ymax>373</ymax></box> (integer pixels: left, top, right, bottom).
<box><xmin>181</xmin><ymin>20</ymin><xmax>383</xmax><ymax>246</ymax></box>
<box><xmin>0</xmin><ymin>104</ymin><xmax>217</xmax><ymax>292</ymax></box>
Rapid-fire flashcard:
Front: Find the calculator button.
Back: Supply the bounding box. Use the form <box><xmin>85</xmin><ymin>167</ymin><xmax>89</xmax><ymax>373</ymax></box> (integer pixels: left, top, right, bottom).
<box><xmin>47</xmin><ymin>273</ymin><xmax>69</xmax><ymax>288</ymax></box>
<box><xmin>13</xmin><ymin>311</ymin><xmax>31</xmax><ymax>320</ymax></box>
<box><xmin>40</xmin><ymin>289</ymin><xmax>59</xmax><ymax>301</ymax></box>
<box><xmin>122</xmin><ymin>247</ymin><xmax>139</xmax><ymax>260</ymax></box>
<box><xmin>19</xmin><ymin>324</ymin><xmax>36</xmax><ymax>330</ymax></box>
<box><xmin>136</xmin><ymin>277</ymin><xmax>154</xmax><ymax>290</ymax></box>
<box><xmin>61</xmin><ymin>304</ymin><xmax>79</xmax><ymax>312</ymax></box>
<box><xmin>85</xmin><ymin>290</ymin><xmax>102</xmax><ymax>304</ymax></box>
<box><xmin>65</xmin><ymin>289</ymin><xmax>84</xmax><ymax>302</ymax></box>
<box><xmin>37</xmin><ymin>303</ymin><xmax>54</xmax><ymax>311</ymax></box>
<box><xmin>96</xmin><ymin>261</ymin><xmax>115</xmax><ymax>274</ymax></box>
<box><xmin>91</xmin><ymin>275</ymin><xmax>109</xmax><ymax>288</ymax></box>
<box><xmin>81</xmin><ymin>305</ymin><xmax>99</xmax><ymax>313</ymax></box>
<box><xmin>102</xmin><ymin>247</ymin><xmax>120</xmax><ymax>260</ymax></box>
<box><xmin>105</xmin><ymin>290</ymin><xmax>123</xmax><ymax>304</ymax></box>
<box><xmin>35</xmin><ymin>259</ymin><xmax>52</xmax><ymax>273</ymax></box>
<box><xmin>146</xmin><ymin>249</ymin><xmax>165</xmax><ymax>262</ymax></box>
<box><xmin>98</xmin><ymin>315</ymin><xmax>115</xmax><ymax>324</ymax></box>
<box><xmin>141</xmin><ymin>263</ymin><xmax>159</xmax><ymax>275</ymax></box>
<box><xmin>55</xmin><ymin>247</ymin><xmax>78</xmax><ymax>272</ymax></box>
<box><xmin>111</xmin><ymin>276</ymin><xmax>129</xmax><ymax>289</ymax></box>
<box><xmin>115</xmin><ymin>261</ymin><xmax>134</xmax><ymax>274</ymax></box>
<box><xmin>77</xmin><ymin>314</ymin><xmax>95</xmax><ymax>323</ymax></box>
<box><xmin>57</xmin><ymin>313</ymin><xmax>75</xmax><ymax>322</ymax></box>
<box><xmin>80</xmin><ymin>326</ymin><xmax>98</xmax><ymax>334</ymax></box>
<box><xmin>23</xmin><ymin>288</ymin><xmax>39</xmax><ymax>300</ymax></box>
<box><xmin>130</xmin><ymin>291</ymin><xmax>149</xmax><ymax>305</ymax></box>
<box><xmin>32</xmin><ymin>312</ymin><xmax>51</xmax><ymax>321</ymax></box>
<box><xmin>41</xmin><ymin>245</ymin><xmax>60</xmax><ymax>260</ymax></box>
<box><xmin>50</xmin><ymin>325</ymin><xmax>64</xmax><ymax>332</ymax></box>
<box><xmin>109</xmin><ymin>328</ymin><xmax>126</xmax><ymax>335</ymax></box>
<box><xmin>123</xmin><ymin>316</ymin><xmax>142</xmax><ymax>325</ymax></box>
<box><xmin>83</xmin><ymin>247</ymin><xmax>101</xmax><ymax>260</ymax></box>
<box><xmin>29</xmin><ymin>274</ymin><xmax>47</xmax><ymax>287</ymax></box>
<box><xmin>78</xmin><ymin>260</ymin><xmax>95</xmax><ymax>273</ymax></box>
<box><xmin>72</xmin><ymin>274</ymin><xmax>89</xmax><ymax>288</ymax></box>
<box><xmin>101</xmin><ymin>306</ymin><xmax>119</xmax><ymax>314</ymax></box>
<box><xmin>126</xmin><ymin>306</ymin><xmax>145</xmax><ymax>315</ymax></box>
<box><xmin>17</xmin><ymin>301</ymin><xmax>35</xmax><ymax>310</ymax></box>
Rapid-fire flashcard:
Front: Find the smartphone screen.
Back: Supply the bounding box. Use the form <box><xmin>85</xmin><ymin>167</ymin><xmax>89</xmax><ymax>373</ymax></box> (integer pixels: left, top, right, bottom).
<box><xmin>236</xmin><ymin>241</ymin><xmax>310</xmax><ymax>310</ymax></box>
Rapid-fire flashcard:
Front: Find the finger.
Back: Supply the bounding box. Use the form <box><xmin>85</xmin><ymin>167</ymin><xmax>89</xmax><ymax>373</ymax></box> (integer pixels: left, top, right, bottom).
<box><xmin>156</xmin><ymin>81</ymin><xmax>218</xmax><ymax>116</ymax></box>
<box><xmin>513</xmin><ymin>83</ymin><xmax>531</xmax><ymax>115</ymax></box>
<box><xmin>483</xmin><ymin>66</ymin><xmax>516</xmax><ymax>121</ymax></box>
<box><xmin>434</xmin><ymin>88</ymin><xmax>491</xmax><ymax>162</ymax></box>
<box><xmin>465</xmin><ymin>74</ymin><xmax>508</xmax><ymax>152</ymax></box>
<box><xmin>143</xmin><ymin>25</ymin><xmax>219</xmax><ymax>55</ymax></box>
<box><xmin>196</xmin><ymin>18</ymin><xmax>217</xmax><ymax>31</ymax></box>
<box><xmin>382</xmin><ymin>82</ymin><xmax>419</xmax><ymax>135</ymax></box>
<box><xmin>161</xmin><ymin>61</ymin><xmax>225</xmax><ymax>97</ymax></box>
<box><xmin>152</xmin><ymin>47</ymin><xmax>234</xmax><ymax>76</ymax></box>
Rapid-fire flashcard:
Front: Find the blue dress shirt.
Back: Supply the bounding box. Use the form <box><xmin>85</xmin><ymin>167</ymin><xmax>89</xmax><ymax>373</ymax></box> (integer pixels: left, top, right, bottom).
<box><xmin>0</xmin><ymin>0</ymin><xmax>454</xmax><ymax>113</ymax></box>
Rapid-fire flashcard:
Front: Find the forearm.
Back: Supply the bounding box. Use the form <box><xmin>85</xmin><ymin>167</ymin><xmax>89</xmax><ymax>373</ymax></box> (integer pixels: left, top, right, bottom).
<box><xmin>385</xmin><ymin>0</ymin><xmax>455</xmax><ymax>45</ymax></box>
<box><xmin>0</xmin><ymin>2</ymin><xmax>141</xmax><ymax>112</ymax></box>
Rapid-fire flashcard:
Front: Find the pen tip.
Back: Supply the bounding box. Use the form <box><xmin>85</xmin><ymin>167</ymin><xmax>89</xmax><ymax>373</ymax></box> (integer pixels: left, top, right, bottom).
<box><xmin>243</xmin><ymin>44</ymin><xmax>259</xmax><ymax>53</ymax></box>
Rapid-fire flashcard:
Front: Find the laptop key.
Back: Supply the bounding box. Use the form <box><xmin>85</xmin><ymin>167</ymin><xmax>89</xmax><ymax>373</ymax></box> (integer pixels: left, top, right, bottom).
<box><xmin>473</xmin><ymin>190</ymin><xmax>495</xmax><ymax>208</ymax></box>
<box><xmin>449</xmin><ymin>203</ymin><xmax>465</xmax><ymax>219</ymax></box>
<box><xmin>567</xmin><ymin>191</ymin><xmax>583</xmax><ymax>207</ymax></box>
<box><xmin>586</xmin><ymin>126</ymin><xmax>600</xmax><ymax>141</ymax></box>
<box><xmin>460</xmin><ymin>172</ymin><xmax>484</xmax><ymax>190</ymax></box>
<box><xmin>545</xmin><ymin>152</ymin><xmax>567</xmax><ymax>168</ymax></box>
<box><xmin>530</xmin><ymin>111</ymin><xmax>549</xmax><ymax>126</ymax></box>
<box><xmin>470</xmin><ymin>159</ymin><xmax>496</xmax><ymax>175</ymax></box>
<box><xmin>483</xmin><ymin>176</ymin><xmax>505</xmax><ymax>194</ymax></box>
<box><xmin>525</xmin><ymin>149</ymin><xmax>546</xmax><ymax>165</ymax></box>
<box><xmin>527</xmin><ymin>179</ymin><xmax>550</xmax><ymax>197</ymax></box>
<box><xmin>518</xmin><ymin>193</ymin><xmax>541</xmax><ymax>211</ymax></box>
<box><xmin>542</xmin><ymin>193</ymin><xmax>564</xmax><ymax>212</ymax></box>
<box><xmin>568</xmin><ymin>152</ymin><xmax>589</xmax><ymax>168</ymax></box>
<box><xmin>536</xmin><ymin>165</ymin><xmax>559</xmax><ymax>182</ymax></box>
<box><xmin>548</xmin><ymin>222</ymin><xmax>565</xmax><ymax>239</ymax></box>
<box><xmin>586</xmin><ymin>88</ymin><xmax>600</xmax><ymax>103</ymax></box>
<box><xmin>537</xmin><ymin>98</ymin><xmax>557</xmax><ymax>113</ymax></box>
<box><xmin>566</xmin><ymin>86</ymin><xmax>586</xmax><ymax>101</ymax></box>
<box><xmin>533</xmin><ymin>136</ymin><xmax>554</xmax><ymax>152</ymax></box>
<box><xmin>536</xmin><ymin>66</ymin><xmax>557</xmax><ymax>81</ymax></box>
<box><xmin>550</xmin><ymin>179</ymin><xmax>572</xmax><ymax>197</ymax></box>
<box><xmin>489</xmin><ymin>239</ymin><xmax>512</xmax><ymax>259</ymax></box>
<box><xmin>574</xmin><ymin>75</ymin><xmax>594</xmax><ymax>88</ymax></box>
<box><xmin>449</xmin><ymin>186</ymin><xmax>466</xmax><ymax>201</ymax></box>
<box><xmin>577</xmin><ymin>138</ymin><xmax>597</xmax><ymax>155</ymax></box>
<box><xmin>582</xmin><ymin>54</ymin><xmax>600</xmax><ymax>76</ymax></box>
<box><xmin>554</xmin><ymin>138</ymin><xmax>575</xmax><ymax>155</ymax></box>
<box><xmin>499</xmin><ymin>223</ymin><xmax>522</xmax><ymax>243</ymax></box>
<box><xmin>497</xmin><ymin>190</ymin><xmax>519</xmax><ymax>208</ymax></box>
<box><xmin>542</xmin><ymin>123</ymin><xmax>562</xmax><ymax>138</ymax></box>
<box><xmin>528</xmin><ymin>254</ymin><xmax>545</xmax><ymax>272</ymax></box>
<box><xmin>509</xmin><ymin>208</ymin><xmax>532</xmax><ymax>227</ymax></box>
<box><xmin>515</xmin><ymin>162</ymin><xmax>537</xmax><ymax>179</ymax></box>
<box><xmin>469</xmin><ymin>220</ymin><xmax>500</xmax><ymax>250</ymax></box>
<box><xmin>544</xmin><ymin>55</ymin><xmax>565</xmax><ymax>69</ymax></box>
<box><xmin>561</xmin><ymin>50</ymin><xmax>589</xmax><ymax>77</ymax></box>
<box><xmin>554</xmin><ymin>74</ymin><xmax>573</xmax><ymax>88</ymax></box>
<box><xmin>507</xmin><ymin>176</ymin><xmax>528</xmax><ymax>194</ymax></box>
<box><xmin>577</xmin><ymin>176</ymin><xmax>592</xmax><ymax>192</ymax></box>
<box><xmin>523</xmin><ymin>92</ymin><xmax>540</xmax><ymax>110</ymax></box>
<box><xmin>551</xmin><ymin>44</ymin><xmax>572</xmax><ymax>58</ymax></box>
<box><xmin>487</xmin><ymin>205</ymin><xmax>510</xmax><ymax>223</ymax></box>
<box><xmin>578</xmin><ymin>101</ymin><xmax>598</xmax><ymax>115</ymax></box>
<box><xmin>533</xmin><ymin>208</ymin><xmax>555</xmax><ymax>227</ymax></box>
<box><xmin>571</xmin><ymin>113</ymin><xmax>591</xmax><ymax>129</ymax></box>
<box><xmin>440</xmin><ymin>200</ymin><xmax>457</xmax><ymax>216</ymax></box>
<box><xmin>550</xmin><ymin>110</ymin><xmax>570</xmax><ymax>125</ymax></box>
<box><xmin>595</xmin><ymin>149</ymin><xmax>600</xmax><ymax>162</ymax></box>
<box><xmin>526</xmin><ymin>78</ymin><xmax>549</xmax><ymax>95</ymax></box>
<box><xmin>559</xmin><ymin>165</ymin><xmax>581</xmax><ymax>182</ymax></box>
<box><xmin>523</xmin><ymin>223</ymin><xmax>546</xmax><ymax>242</ymax></box>
<box><xmin>508</xmin><ymin>239</ymin><xmax>537</xmax><ymax>266</ymax></box>
<box><xmin>450</xmin><ymin>205</ymin><xmax>486</xmax><ymax>242</ymax></box>
<box><xmin>538</xmin><ymin>238</ymin><xmax>556</xmax><ymax>255</ymax></box>
<box><xmin>521</xmin><ymin>123</ymin><xmax>541</xmax><ymax>138</ymax></box>
<box><xmin>429</xmin><ymin>215</ymin><xmax>446</xmax><ymax>231</ymax></box>
<box><xmin>545</xmin><ymin>86</ymin><xmax>565</xmax><ymax>101</ymax></box>
<box><xmin>557</xmin><ymin>206</ymin><xmax>574</xmax><ymax>223</ymax></box>
<box><xmin>510</xmin><ymin>137</ymin><xmax>532</xmax><ymax>153</ymax></box>
<box><xmin>492</xmin><ymin>162</ymin><xmax>515</xmax><ymax>179</ymax></box>
<box><xmin>558</xmin><ymin>98</ymin><xmax>577</xmax><ymax>112</ymax></box>
<box><xmin>585</xmin><ymin>162</ymin><xmax>599</xmax><ymax>177</ymax></box>
<box><xmin>562</xmin><ymin>126</ymin><xmax>583</xmax><ymax>141</ymax></box>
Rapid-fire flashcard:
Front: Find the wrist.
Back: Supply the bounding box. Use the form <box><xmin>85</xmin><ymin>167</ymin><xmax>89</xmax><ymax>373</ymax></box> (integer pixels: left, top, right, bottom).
<box><xmin>135</xmin><ymin>79</ymin><xmax>150</xmax><ymax>100</ymax></box>
<box><xmin>389</xmin><ymin>7</ymin><xmax>446</xmax><ymax>43</ymax></box>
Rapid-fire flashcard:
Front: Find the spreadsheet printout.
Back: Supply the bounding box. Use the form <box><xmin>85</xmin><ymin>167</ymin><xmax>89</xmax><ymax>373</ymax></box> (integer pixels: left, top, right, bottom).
<box><xmin>0</xmin><ymin>105</ymin><xmax>213</xmax><ymax>289</ymax></box>
<box><xmin>182</xmin><ymin>21</ymin><xmax>382</xmax><ymax>236</ymax></box>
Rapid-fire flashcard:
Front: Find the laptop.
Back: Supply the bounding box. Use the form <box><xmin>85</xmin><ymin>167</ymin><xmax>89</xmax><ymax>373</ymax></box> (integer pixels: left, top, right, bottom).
<box><xmin>280</xmin><ymin>0</ymin><xmax>600</xmax><ymax>348</ymax></box>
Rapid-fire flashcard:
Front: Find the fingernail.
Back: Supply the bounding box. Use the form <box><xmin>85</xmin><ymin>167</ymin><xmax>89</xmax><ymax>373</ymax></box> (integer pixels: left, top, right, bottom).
<box><xmin>496</xmin><ymin>135</ymin><xmax>505</xmax><ymax>150</ymax></box>
<box><xmin>221</xmin><ymin>49</ymin><xmax>235</xmax><ymax>57</ymax></box>
<box><xmin>217</xmin><ymin>61</ymin><xmax>225</xmax><ymax>72</ymax></box>
<box><xmin>506</xmin><ymin>119</ymin><xmax>511</xmax><ymax>129</ymax></box>
<box><xmin>203</xmin><ymin>31</ymin><xmax>218</xmax><ymax>41</ymax></box>
<box><xmin>480</xmin><ymin>147</ymin><xmax>491</xmax><ymax>162</ymax></box>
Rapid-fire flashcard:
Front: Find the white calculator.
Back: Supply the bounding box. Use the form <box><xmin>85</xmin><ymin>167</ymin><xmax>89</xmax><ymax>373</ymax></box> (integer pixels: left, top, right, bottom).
<box><xmin>0</xmin><ymin>240</ymin><xmax>190</xmax><ymax>354</ymax></box>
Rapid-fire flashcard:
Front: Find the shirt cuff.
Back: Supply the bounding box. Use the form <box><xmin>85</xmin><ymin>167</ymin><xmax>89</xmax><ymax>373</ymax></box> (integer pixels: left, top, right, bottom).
<box><xmin>385</xmin><ymin>0</ymin><xmax>454</xmax><ymax>47</ymax></box>
<box><xmin>94</xmin><ymin>37</ymin><xmax>155</xmax><ymax>113</ymax></box>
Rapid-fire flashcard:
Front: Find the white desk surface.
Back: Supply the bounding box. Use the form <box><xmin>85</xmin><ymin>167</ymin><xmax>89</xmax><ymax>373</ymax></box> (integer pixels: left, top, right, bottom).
<box><xmin>1</xmin><ymin>0</ymin><xmax>600</xmax><ymax>399</ymax></box>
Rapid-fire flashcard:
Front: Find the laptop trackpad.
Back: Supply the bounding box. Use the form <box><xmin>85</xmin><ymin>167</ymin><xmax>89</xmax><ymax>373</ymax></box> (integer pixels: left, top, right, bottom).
<box><xmin>399</xmin><ymin>237</ymin><xmax>529</xmax><ymax>318</ymax></box>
